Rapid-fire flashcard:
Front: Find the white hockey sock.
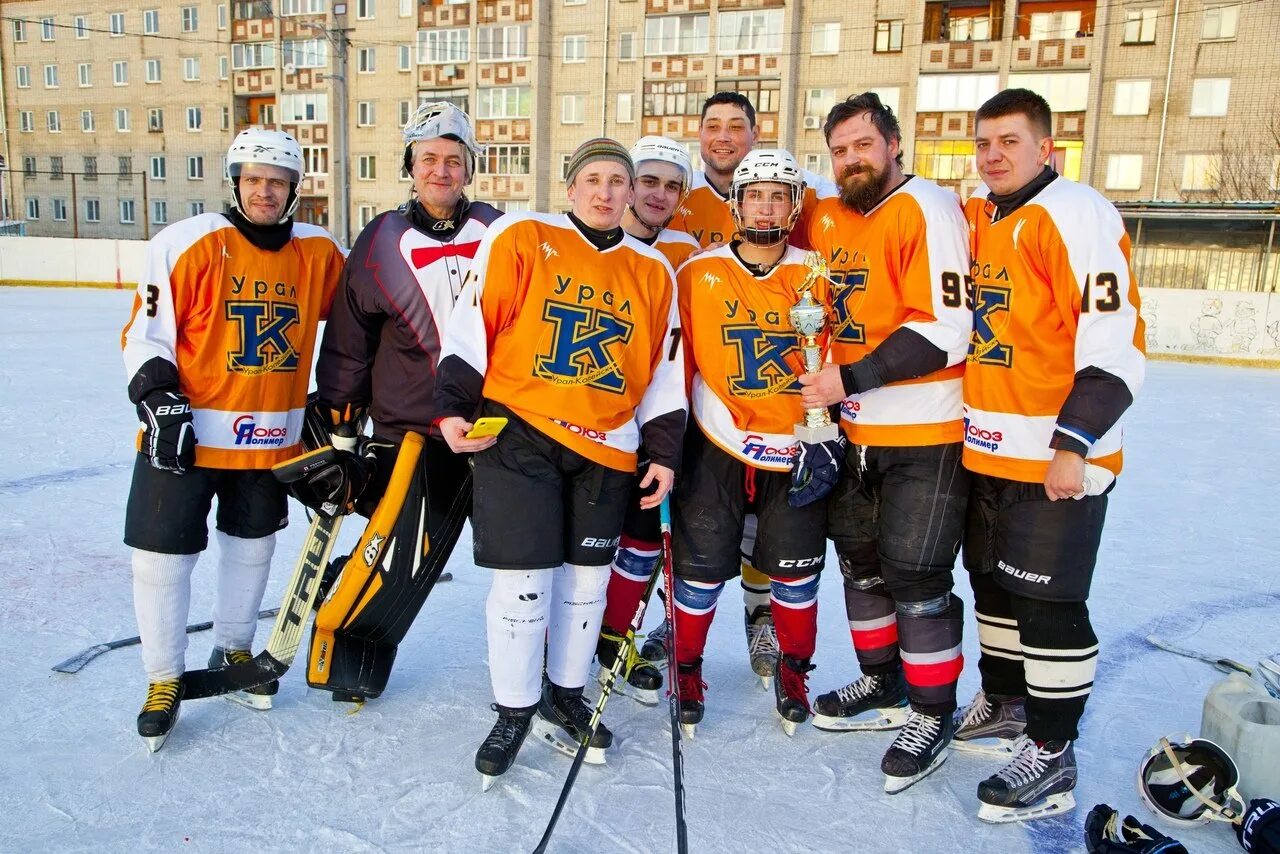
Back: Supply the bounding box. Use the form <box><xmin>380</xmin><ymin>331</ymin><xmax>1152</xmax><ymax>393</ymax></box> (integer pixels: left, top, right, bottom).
<box><xmin>213</xmin><ymin>531</ymin><xmax>276</xmax><ymax>651</ymax></box>
<box><xmin>546</xmin><ymin>563</ymin><xmax>610</xmax><ymax>690</ymax></box>
<box><xmin>486</xmin><ymin>569</ymin><xmax>553</xmax><ymax>708</ymax></box>
<box><xmin>132</xmin><ymin>549</ymin><xmax>199</xmax><ymax>681</ymax></box>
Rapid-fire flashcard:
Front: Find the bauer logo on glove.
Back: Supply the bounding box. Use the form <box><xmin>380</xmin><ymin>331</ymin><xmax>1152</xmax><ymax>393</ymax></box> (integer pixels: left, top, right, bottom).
<box><xmin>137</xmin><ymin>388</ymin><xmax>197</xmax><ymax>474</ymax></box>
<box><xmin>788</xmin><ymin>435</ymin><xmax>846</xmax><ymax>508</ymax></box>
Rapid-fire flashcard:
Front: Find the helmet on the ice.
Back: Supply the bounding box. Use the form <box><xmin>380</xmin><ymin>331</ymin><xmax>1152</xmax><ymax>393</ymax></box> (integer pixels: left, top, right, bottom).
<box><xmin>225</xmin><ymin>128</ymin><xmax>304</xmax><ymax>223</ymax></box>
<box><xmin>730</xmin><ymin>148</ymin><xmax>805</xmax><ymax>247</ymax></box>
<box><xmin>1138</xmin><ymin>733</ymin><xmax>1245</xmax><ymax>826</ymax></box>
<box><xmin>402</xmin><ymin>100</ymin><xmax>485</xmax><ymax>182</ymax></box>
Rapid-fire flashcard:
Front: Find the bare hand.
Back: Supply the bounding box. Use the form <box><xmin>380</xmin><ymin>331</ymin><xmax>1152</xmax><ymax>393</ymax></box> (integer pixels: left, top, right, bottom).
<box><xmin>799</xmin><ymin>364</ymin><xmax>847</xmax><ymax>409</ymax></box>
<box><xmin>439</xmin><ymin>416</ymin><xmax>498</xmax><ymax>454</ymax></box>
<box><xmin>638</xmin><ymin>463</ymin><xmax>675</xmax><ymax>509</ymax></box>
<box><xmin>1044</xmin><ymin>449</ymin><xmax>1086</xmax><ymax>501</ymax></box>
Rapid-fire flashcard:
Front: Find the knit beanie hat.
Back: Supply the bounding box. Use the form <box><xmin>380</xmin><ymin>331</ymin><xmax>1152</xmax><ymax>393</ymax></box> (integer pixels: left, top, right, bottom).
<box><xmin>565</xmin><ymin>137</ymin><xmax>635</xmax><ymax>186</ymax></box>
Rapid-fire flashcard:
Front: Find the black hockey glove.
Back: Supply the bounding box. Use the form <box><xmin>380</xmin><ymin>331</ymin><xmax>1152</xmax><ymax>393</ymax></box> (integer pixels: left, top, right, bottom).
<box><xmin>137</xmin><ymin>389</ymin><xmax>197</xmax><ymax>474</ymax></box>
<box><xmin>788</xmin><ymin>435</ymin><xmax>846</xmax><ymax>508</ymax></box>
<box><xmin>272</xmin><ymin>439</ymin><xmax>388</xmax><ymax>519</ymax></box>
<box><xmin>1238</xmin><ymin>799</ymin><xmax>1280</xmax><ymax>854</ymax></box>
<box><xmin>1085</xmin><ymin>804</ymin><xmax>1187</xmax><ymax>854</ymax></box>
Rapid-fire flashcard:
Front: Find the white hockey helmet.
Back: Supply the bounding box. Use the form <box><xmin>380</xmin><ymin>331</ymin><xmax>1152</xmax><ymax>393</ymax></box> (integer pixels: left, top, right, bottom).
<box><xmin>730</xmin><ymin>148</ymin><xmax>806</xmax><ymax>247</ymax></box>
<box><xmin>402</xmin><ymin>100</ymin><xmax>485</xmax><ymax>182</ymax></box>
<box><xmin>225</xmin><ymin>127</ymin><xmax>304</xmax><ymax>222</ymax></box>
<box><xmin>1138</xmin><ymin>733</ymin><xmax>1245</xmax><ymax>827</ymax></box>
<box><xmin>630</xmin><ymin>136</ymin><xmax>693</xmax><ymax>192</ymax></box>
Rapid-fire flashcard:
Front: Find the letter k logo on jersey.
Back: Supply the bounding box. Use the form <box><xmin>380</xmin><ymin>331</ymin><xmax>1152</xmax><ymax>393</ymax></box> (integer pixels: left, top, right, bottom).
<box><xmin>535</xmin><ymin>301</ymin><xmax>634</xmax><ymax>393</ymax></box>
<box><xmin>968</xmin><ymin>285</ymin><xmax>1013</xmax><ymax>367</ymax></box>
<box><xmin>224</xmin><ymin>301</ymin><xmax>301</xmax><ymax>374</ymax></box>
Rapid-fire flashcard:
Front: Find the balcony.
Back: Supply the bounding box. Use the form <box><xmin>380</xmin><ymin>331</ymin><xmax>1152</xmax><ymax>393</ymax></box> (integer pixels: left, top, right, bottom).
<box><xmin>645</xmin><ymin>56</ymin><xmax>710</xmax><ymax>80</ymax></box>
<box><xmin>231</xmin><ymin>15</ymin><xmax>274</xmax><ymax>42</ymax></box>
<box><xmin>1010</xmin><ymin>35</ymin><xmax>1092</xmax><ymax>70</ymax></box>
<box><xmin>419</xmin><ymin>63</ymin><xmax>470</xmax><ymax>88</ymax></box>
<box><xmin>422</xmin><ymin>0</ymin><xmax>471</xmax><ymax>27</ymax></box>
<box><xmin>475</xmin><ymin>175</ymin><xmax>531</xmax><ymax>199</ymax></box>
<box><xmin>477</xmin><ymin>62</ymin><xmax>532</xmax><ymax>87</ymax></box>
<box><xmin>472</xmin><ymin>119</ymin><xmax>531</xmax><ymax>144</ymax></box>
<box><xmin>715</xmin><ymin>54</ymin><xmax>781</xmax><ymax>78</ymax></box>
<box><xmin>645</xmin><ymin>0</ymin><xmax>711</xmax><ymax>13</ymax></box>
<box><xmin>922</xmin><ymin>1</ymin><xmax>1006</xmax><ymax>44</ymax></box>
<box><xmin>476</xmin><ymin>0</ymin><xmax>531</xmax><ymax>24</ymax></box>
<box><xmin>920</xmin><ymin>40</ymin><xmax>1001</xmax><ymax>73</ymax></box>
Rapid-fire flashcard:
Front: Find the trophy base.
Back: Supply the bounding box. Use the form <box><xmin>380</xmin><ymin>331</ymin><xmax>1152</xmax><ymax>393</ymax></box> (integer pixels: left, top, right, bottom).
<box><xmin>794</xmin><ymin>422</ymin><xmax>839</xmax><ymax>444</ymax></box>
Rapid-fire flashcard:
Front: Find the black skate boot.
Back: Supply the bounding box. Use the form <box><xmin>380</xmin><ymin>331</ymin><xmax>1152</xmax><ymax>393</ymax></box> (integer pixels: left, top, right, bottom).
<box><xmin>475</xmin><ymin>702</ymin><xmax>538</xmax><ymax>792</ymax></box>
<box><xmin>977</xmin><ymin>737</ymin><xmax>1077</xmax><ymax>823</ymax></box>
<box><xmin>676</xmin><ymin>657</ymin><xmax>706</xmax><ymax>740</ymax></box>
<box><xmin>953</xmin><ymin>689</ymin><xmax>1027</xmax><ymax>756</ymax></box>
<box><xmin>137</xmin><ymin>678</ymin><xmax>183</xmax><ymax>753</ymax></box>
<box><xmin>640</xmin><ymin>617</ymin><xmax>671</xmax><ymax>665</ymax></box>
<box><xmin>209</xmin><ymin>646</ymin><xmax>278</xmax><ymax>711</ymax></box>
<box><xmin>812</xmin><ymin>669</ymin><xmax>910</xmax><ymax>732</ymax></box>
<box><xmin>533</xmin><ymin>680</ymin><xmax>613</xmax><ymax>765</ymax></box>
<box><xmin>597</xmin><ymin>629</ymin><xmax>662</xmax><ymax>705</ymax></box>
<box><xmin>881</xmin><ymin>709</ymin><xmax>954</xmax><ymax>794</ymax></box>
<box><xmin>773</xmin><ymin>655</ymin><xmax>815</xmax><ymax>737</ymax></box>
<box><xmin>745</xmin><ymin>605</ymin><xmax>779</xmax><ymax>690</ymax></box>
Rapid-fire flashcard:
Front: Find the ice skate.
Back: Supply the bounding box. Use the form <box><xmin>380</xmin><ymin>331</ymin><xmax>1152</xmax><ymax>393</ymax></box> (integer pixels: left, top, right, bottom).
<box><xmin>597</xmin><ymin>630</ymin><xmax>662</xmax><ymax>706</ymax></box>
<box><xmin>475</xmin><ymin>702</ymin><xmax>537</xmax><ymax>792</ymax></box>
<box><xmin>640</xmin><ymin>616</ymin><xmax>670</xmax><ymax>666</ymax></box>
<box><xmin>746</xmin><ymin>605</ymin><xmax>779</xmax><ymax>691</ymax></box>
<box><xmin>208</xmin><ymin>646</ymin><xmax>277</xmax><ymax>711</ymax></box>
<box><xmin>976</xmin><ymin>736</ymin><xmax>1077</xmax><ymax>823</ymax></box>
<box><xmin>532</xmin><ymin>680</ymin><xmax>612</xmax><ymax>765</ymax></box>
<box><xmin>137</xmin><ymin>678</ymin><xmax>183</xmax><ymax>753</ymax></box>
<box><xmin>952</xmin><ymin>689</ymin><xmax>1026</xmax><ymax>757</ymax></box>
<box><xmin>812</xmin><ymin>670</ymin><xmax>909</xmax><ymax>732</ymax></box>
<box><xmin>677</xmin><ymin>658</ymin><xmax>705</xmax><ymax>740</ymax></box>
<box><xmin>882</xmin><ymin>710</ymin><xmax>953</xmax><ymax>793</ymax></box>
<box><xmin>773</xmin><ymin>655</ymin><xmax>814</xmax><ymax>737</ymax></box>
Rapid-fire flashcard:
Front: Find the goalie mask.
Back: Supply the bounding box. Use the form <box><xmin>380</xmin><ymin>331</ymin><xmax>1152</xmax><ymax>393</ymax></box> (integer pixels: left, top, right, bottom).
<box><xmin>730</xmin><ymin>149</ymin><xmax>805</xmax><ymax>247</ymax></box>
<box><xmin>225</xmin><ymin>128</ymin><xmax>304</xmax><ymax>223</ymax></box>
<box><xmin>1138</xmin><ymin>733</ymin><xmax>1245</xmax><ymax>826</ymax></box>
<box><xmin>628</xmin><ymin>135</ymin><xmax>692</xmax><ymax>232</ymax></box>
<box><xmin>402</xmin><ymin>100</ymin><xmax>485</xmax><ymax>183</ymax></box>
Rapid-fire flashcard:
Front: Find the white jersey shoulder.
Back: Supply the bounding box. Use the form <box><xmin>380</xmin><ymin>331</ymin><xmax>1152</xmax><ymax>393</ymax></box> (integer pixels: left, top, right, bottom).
<box><xmin>778</xmin><ymin>244</ymin><xmax>816</xmax><ymax>267</ymax></box>
<box><xmin>151</xmin><ymin>212</ymin><xmax>236</xmax><ymax>257</ymax></box>
<box><xmin>900</xmin><ymin>175</ymin><xmax>963</xmax><ymax>210</ymax></box>
<box><xmin>658</xmin><ymin>228</ymin><xmax>700</xmax><ymax>248</ymax></box>
<box><xmin>968</xmin><ymin>183</ymin><xmax>992</xmax><ymax>203</ymax></box>
<box><xmin>621</xmin><ymin>232</ymin><xmax>678</xmax><ymax>278</ymax></box>
<box><xmin>801</xmin><ymin>168</ymin><xmax>838</xmax><ymax>198</ymax></box>
<box><xmin>289</xmin><ymin>220</ymin><xmax>345</xmax><ymax>253</ymax></box>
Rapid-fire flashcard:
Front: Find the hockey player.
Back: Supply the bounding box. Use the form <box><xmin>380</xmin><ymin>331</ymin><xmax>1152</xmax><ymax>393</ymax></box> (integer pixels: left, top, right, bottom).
<box><xmin>434</xmin><ymin>138</ymin><xmax>686</xmax><ymax>787</ymax></box>
<box><xmin>671</xmin><ymin>149</ymin><xmax>833</xmax><ymax>738</ymax></box>
<box><xmin>959</xmin><ymin>89</ymin><xmax>1145</xmax><ymax>822</ymax></box>
<box><xmin>281</xmin><ymin>102</ymin><xmax>501</xmax><ymax>703</ymax></box>
<box><xmin>596</xmin><ymin>136</ymin><xmax>698</xmax><ymax>704</ymax></box>
<box><xmin>797</xmin><ymin>93</ymin><xmax>972</xmax><ymax>794</ymax></box>
<box><xmin>122</xmin><ymin>128</ymin><xmax>345</xmax><ymax>750</ymax></box>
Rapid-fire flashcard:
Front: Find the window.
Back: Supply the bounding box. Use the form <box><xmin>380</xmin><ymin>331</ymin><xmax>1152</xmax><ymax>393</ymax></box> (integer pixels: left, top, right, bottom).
<box><xmin>916</xmin><ymin>73</ymin><xmax>1000</xmax><ymax>111</ymax></box>
<box><xmin>116</xmin><ymin>108</ymin><xmax>130</xmax><ymax>131</ymax></box>
<box><xmin>478</xmin><ymin>25</ymin><xmax>528</xmax><ymax>61</ymax></box>
<box><xmin>74</xmin><ymin>16</ymin><xmax>87</xmax><ymax>38</ymax></box>
<box><xmin>619</xmin><ymin>32</ymin><xmax>636</xmax><ymax>61</ymax></box>
<box><xmin>146</xmin><ymin>59</ymin><xmax>162</xmax><ymax>83</ymax></box>
<box><xmin>110</xmin><ymin>12</ymin><xmax>125</xmax><ymax>36</ymax></box>
<box><xmin>475</xmin><ymin>86</ymin><xmax>531</xmax><ymax>119</ymax></box>
<box><xmin>120</xmin><ymin>200</ymin><xmax>136</xmax><ymax>224</ymax></box>
<box><xmin>47</xmin><ymin>111</ymin><xmax>62</xmax><ymax>133</ymax></box>
<box><xmin>717</xmin><ymin>10</ymin><xmax>783</xmax><ymax>54</ymax></box>
<box><xmin>642</xmin><ymin>79</ymin><xmax>707</xmax><ymax>117</ymax></box>
<box><xmin>562</xmin><ymin>94</ymin><xmax>585</xmax><ymax>124</ymax></box>
<box><xmin>1105</xmin><ymin>155</ymin><xmax>1144</xmax><ymax>190</ymax></box>
<box><xmin>357</xmin><ymin>101</ymin><xmax>375</xmax><ymax>126</ymax></box>
<box><xmin>354</xmin><ymin>205</ymin><xmax>376</xmax><ymax>229</ymax></box>
<box><xmin>867</xmin><ymin>86</ymin><xmax>901</xmax><ymax>117</ymax></box>
<box><xmin>151</xmin><ymin>156</ymin><xmax>167</xmax><ymax>180</ymax></box>
<box><xmin>148</xmin><ymin>108</ymin><xmax>164</xmax><ymax>131</ymax></box>
<box><xmin>283</xmin><ymin>38</ymin><xmax>329</xmax><ymax>69</ymax></box>
<box><xmin>1270</xmin><ymin>156</ymin><xmax>1280</xmax><ymax>192</ymax></box>
<box><xmin>119</xmin><ymin>156</ymin><xmax>132</xmax><ymax>176</ymax></box>
<box><xmin>26</xmin><ymin>198</ymin><xmax>39</xmax><ymax>220</ymax></box>
<box><xmin>20</xmin><ymin>111</ymin><xmax>34</xmax><ymax>133</ymax></box>
<box><xmin>358</xmin><ymin>155</ymin><xmax>377</xmax><ymax>180</ymax></box>
<box><xmin>222</xmin><ymin>106</ymin><xmax>230</xmax><ymax>130</ymax></box>
<box><xmin>190</xmin><ymin>201</ymin><xmax>205</xmax><ymax>216</ymax></box>
<box><xmin>184</xmin><ymin>58</ymin><xmax>200</xmax><ymax>80</ymax></box>
<box><xmin>81</xmin><ymin>110</ymin><xmax>95</xmax><ymax>132</ymax></box>
<box><xmin>114</xmin><ymin>61</ymin><xmax>128</xmax><ymax>86</ymax></box>
<box><xmin>811</xmin><ymin>22</ymin><xmax>840</xmax><ymax>55</ymax></box>
<box><xmin>1202</xmin><ymin>4</ymin><xmax>1239</xmax><ymax>40</ymax></box>
<box><xmin>478</xmin><ymin>144</ymin><xmax>531</xmax><ymax>175</ymax></box>
<box><xmin>219</xmin><ymin>57</ymin><xmax>229</xmax><ymax>79</ymax></box>
<box><xmin>564</xmin><ymin>0</ymin><xmax>586</xmax><ymax>5</ymax></box>
<box><xmin>281</xmin><ymin>0</ymin><xmax>328</xmax><ymax>13</ymax></box>
<box><xmin>805</xmin><ymin>88</ymin><xmax>837</xmax><ymax>120</ymax></box>
<box><xmin>1191</xmin><ymin>78</ymin><xmax>1231</xmax><ymax>117</ymax></box>
<box><xmin>418</xmin><ymin>28</ymin><xmax>469</xmax><ymax>64</ymax></box>
<box><xmin>400</xmin><ymin>0</ymin><xmax>414</xmax><ymax>17</ymax></box>
<box><xmin>805</xmin><ymin>154</ymin><xmax>833</xmax><ymax>176</ymax></box>
<box><xmin>188</xmin><ymin>156</ymin><xmax>204</xmax><ymax>180</ymax></box>
<box><xmin>645</xmin><ymin>14</ymin><xmax>709</xmax><ymax>56</ymax></box>
<box><xmin>1112</xmin><ymin>80</ymin><xmax>1152</xmax><ymax>116</ymax></box>
<box><xmin>399</xmin><ymin>100</ymin><xmax>412</xmax><ymax>126</ymax></box>
<box><xmin>617</xmin><ymin>92</ymin><xmax>634</xmax><ymax>124</ymax></box>
<box><xmin>84</xmin><ymin>157</ymin><xmax>98</xmax><ymax>180</ymax></box>
<box><xmin>44</xmin><ymin>64</ymin><xmax>59</xmax><ymax>88</ymax></box>
<box><xmin>419</xmin><ymin>89</ymin><xmax>470</xmax><ymax>114</ymax></box>
<box><xmin>186</xmin><ymin>107</ymin><xmax>202</xmax><ymax>131</ymax></box>
<box><xmin>563</xmin><ymin>35</ymin><xmax>586</xmax><ymax>63</ymax></box>
<box><xmin>399</xmin><ymin>44</ymin><xmax>412</xmax><ymax>71</ymax></box>
<box><xmin>23</xmin><ymin>157</ymin><xmax>36</xmax><ymax>177</ymax></box>
<box><xmin>41</xmin><ymin>17</ymin><xmax>55</xmax><ymax>41</ymax></box>
<box><xmin>1182</xmin><ymin>154</ymin><xmax>1220</xmax><ymax>190</ymax></box>
<box><xmin>1123</xmin><ymin>8</ymin><xmax>1158</xmax><ymax>44</ymax></box>
<box><xmin>53</xmin><ymin>199</ymin><xmax>68</xmax><ymax>221</ymax></box>
<box><xmin>949</xmin><ymin>14</ymin><xmax>991</xmax><ymax>41</ymax></box>
<box><xmin>914</xmin><ymin>140</ymin><xmax>977</xmax><ymax>182</ymax></box>
<box><xmin>78</xmin><ymin>63</ymin><xmax>91</xmax><ymax>87</ymax></box>
<box><xmin>219</xmin><ymin>4</ymin><xmax>228</xmax><ymax>29</ymax></box>
<box><xmin>181</xmin><ymin>6</ymin><xmax>199</xmax><ymax>32</ymax></box>
<box><xmin>144</xmin><ymin>9</ymin><xmax>160</xmax><ymax>34</ymax></box>
<box><xmin>233</xmin><ymin>43</ymin><xmax>275</xmax><ymax>70</ymax></box>
<box><xmin>85</xmin><ymin>199</ymin><xmax>101</xmax><ymax>222</ymax></box>
<box><xmin>153</xmin><ymin>200</ymin><xmax>168</xmax><ymax>224</ymax></box>
<box><xmin>358</xmin><ymin>47</ymin><xmax>376</xmax><ymax>73</ymax></box>
<box><xmin>1006</xmin><ymin>72</ymin><xmax>1091</xmax><ymax>112</ymax></box>
<box><xmin>874</xmin><ymin>20</ymin><xmax>903</xmax><ymax>53</ymax></box>
<box><xmin>357</xmin><ymin>0</ymin><xmax>375</xmax><ymax>18</ymax></box>
<box><xmin>729</xmin><ymin>78</ymin><xmax>782</xmax><ymax>114</ymax></box>
<box><xmin>15</xmin><ymin>66</ymin><xmax>29</xmax><ymax>89</ymax></box>
<box><xmin>280</xmin><ymin>94</ymin><xmax>329</xmax><ymax>123</ymax></box>
<box><xmin>303</xmin><ymin>146</ymin><xmax>329</xmax><ymax>175</ymax></box>
<box><xmin>13</xmin><ymin>19</ymin><xmax>26</xmax><ymax>42</ymax></box>
<box><xmin>1029</xmin><ymin>11</ymin><xmax>1082</xmax><ymax>41</ymax></box>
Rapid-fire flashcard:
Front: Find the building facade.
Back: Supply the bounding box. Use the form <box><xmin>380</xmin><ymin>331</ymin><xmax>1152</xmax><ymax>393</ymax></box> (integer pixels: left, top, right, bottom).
<box><xmin>1</xmin><ymin>0</ymin><xmax>1277</xmax><ymax>241</ymax></box>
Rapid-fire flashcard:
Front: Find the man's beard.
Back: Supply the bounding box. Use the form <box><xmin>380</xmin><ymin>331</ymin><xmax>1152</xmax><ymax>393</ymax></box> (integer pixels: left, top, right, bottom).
<box><xmin>838</xmin><ymin>163</ymin><xmax>890</xmax><ymax>212</ymax></box>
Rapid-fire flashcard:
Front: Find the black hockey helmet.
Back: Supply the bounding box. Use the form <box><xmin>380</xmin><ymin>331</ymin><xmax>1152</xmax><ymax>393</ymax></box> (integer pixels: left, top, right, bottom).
<box><xmin>1137</xmin><ymin>733</ymin><xmax>1245</xmax><ymax>826</ymax></box>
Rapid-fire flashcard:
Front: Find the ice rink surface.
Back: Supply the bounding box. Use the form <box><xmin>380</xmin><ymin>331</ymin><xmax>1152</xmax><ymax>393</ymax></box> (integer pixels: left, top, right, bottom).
<box><xmin>1</xmin><ymin>286</ymin><xmax>1276</xmax><ymax>853</ymax></box>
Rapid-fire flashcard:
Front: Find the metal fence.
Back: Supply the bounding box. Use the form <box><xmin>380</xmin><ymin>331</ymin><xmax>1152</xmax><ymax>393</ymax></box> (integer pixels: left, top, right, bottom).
<box><xmin>1121</xmin><ymin>204</ymin><xmax>1279</xmax><ymax>293</ymax></box>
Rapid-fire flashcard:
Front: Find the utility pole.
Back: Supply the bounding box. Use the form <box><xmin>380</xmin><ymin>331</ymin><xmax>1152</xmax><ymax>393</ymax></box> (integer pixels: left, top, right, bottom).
<box><xmin>306</xmin><ymin>6</ymin><xmax>352</xmax><ymax>247</ymax></box>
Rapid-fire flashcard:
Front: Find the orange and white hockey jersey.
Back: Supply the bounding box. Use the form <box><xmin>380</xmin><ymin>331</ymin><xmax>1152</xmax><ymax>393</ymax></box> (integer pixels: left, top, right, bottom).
<box><xmin>678</xmin><ymin>244</ymin><xmax>831</xmax><ymax>472</ymax></box>
<box><xmin>436</xmin><ymin>213</ymin><xmax>686</xmax><ymax>472</ymax></box>
<box><xmin>122</xmin><ymin>213</ymin><xmax>345</xmax><ymax>469</ymax></box>
<box><xmin>807</xmin><ymin>178</ymin><xmax>972</xmax><ymax>447</ymax></box>
<box><xmin>669</xmin><ymin>168</ymin><xmax>838</xmax><ymax>250</ymax></box>
<box><xmin>963</xmin><ymin>176</ymin><xmax>1145</xmax><ymax>483</ymax></box>
<box><xmin>653</xmin><ymin>227</ymin><xmax>700</xmax><ymax>271</ymax></box>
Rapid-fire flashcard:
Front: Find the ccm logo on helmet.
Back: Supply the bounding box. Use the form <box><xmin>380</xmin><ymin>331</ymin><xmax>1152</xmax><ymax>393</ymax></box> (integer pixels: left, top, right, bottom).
<box><xmin>233</xmin><ymin>415</ymin><xmax>289</xmax><ymax>447</ymax></box>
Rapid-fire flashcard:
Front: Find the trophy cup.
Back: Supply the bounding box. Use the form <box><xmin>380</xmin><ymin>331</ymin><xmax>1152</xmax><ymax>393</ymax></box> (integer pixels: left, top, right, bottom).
<box><xmin>790</xmin><ymin>252</ymin><xmax>839</xmax><ymax>444</ymax></box>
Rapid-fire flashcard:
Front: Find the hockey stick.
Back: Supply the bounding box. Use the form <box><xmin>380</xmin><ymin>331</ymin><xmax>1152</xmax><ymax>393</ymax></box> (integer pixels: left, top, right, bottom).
<box><xmin>532</xmin><ymin>525</ymin><xmax>665</xmax><ymax>854</ymax></box>
<box><xmin>51</xmin><ymin>609</ymin><xmax>280</xmax><ymax>674</ymax></box>
<box><xmin>660</xmin><ymin>496</ymin><xmax>689</xmax><ymax>854</ymax></box>
<box><xmin>1145</xmin><ymin>634</ymin><xmax>1253</xmax><ymax>676</ymax></box>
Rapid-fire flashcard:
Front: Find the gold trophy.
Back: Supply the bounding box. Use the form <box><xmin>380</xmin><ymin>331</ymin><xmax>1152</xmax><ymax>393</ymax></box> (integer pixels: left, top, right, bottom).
<box><xmin>790</xmin><ymin>251</ymin><xmax>839</xmax><ymax>444</ymax></box>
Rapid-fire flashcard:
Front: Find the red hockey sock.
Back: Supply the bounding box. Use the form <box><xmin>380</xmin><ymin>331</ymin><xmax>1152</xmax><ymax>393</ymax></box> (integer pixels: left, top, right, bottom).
<box><xmin>770</xmin><ymin>575</ymin><xmax>818</xmax><ymax>660</ymax></box>
<box><xmin>673</xmin><ymin>579</ymin><xmax>723</xmax><ymax>665</ymax></box>
<box><xmin>601</xmin><ymin>536</ymin><xmax>661</xmax><ymax>635</ymax></box>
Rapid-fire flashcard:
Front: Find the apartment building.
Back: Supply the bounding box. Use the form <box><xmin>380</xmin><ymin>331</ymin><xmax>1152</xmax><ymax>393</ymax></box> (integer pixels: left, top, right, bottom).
<box><xmin>1</xmin><ymin>0</ymin><xmax>1276</xmax><ymax>241</ymax></box>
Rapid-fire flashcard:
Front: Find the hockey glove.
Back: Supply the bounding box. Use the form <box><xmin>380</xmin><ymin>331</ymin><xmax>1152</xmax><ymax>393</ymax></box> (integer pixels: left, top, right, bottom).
<box><xmin>137</xmin><ymin>389</ymin><xmax>197</xmax><ymax>474</ymax></box>
<box><xmin>1238</xmin><ymin>799</ymin><xmax>1280</xmax><ymax>854</ymax></box>
<box><xmin>1085</xmin><ymin>804</ymin><xmax>1188</xmax><ymax>854</ymax></box>
<box><xmin>787</xmin><ymin>435</ymin><xmax>846</xmax><ymax>508</ymax></box>
<box><xmin>273</xmin><ymin>439</ymin><xmax>387</xmax><ymax>519</ymax></box>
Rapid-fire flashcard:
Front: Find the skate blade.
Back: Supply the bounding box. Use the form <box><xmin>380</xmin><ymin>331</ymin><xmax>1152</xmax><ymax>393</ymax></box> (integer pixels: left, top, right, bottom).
<box><xmin>977</xmin><ymin>792</ymin><xmax>1076</xmax><ymax>824</ymax></box>
<box><xmin>596</xmin><ymin>669</ymin><xmax>660</xmax><ymax>706</ymax></box>
<box><xmin>951</xmin><ymin>737</ymin><xmax>1018</xmax><ymax>758</ymax></box>
<box><xmin>680</xmin><ymin>723</ymin><xmax>697</xmax><ymax>740</ymax></box>
<box><xmin>141</xmin><ymin>707</ymin><xmax>180</xmax><ymax>753</ymax></box>
<box><xmin>776</xmin><ymin>711</ymin><xmax>803</xmax><ymax>737</ymax></box>
<box><xmin>884</xmin><ymin>750</ymin><xmax>949</xmax><ymax>795</ymax></box>
<box><xmin>812</xmin><ymin>706</ymin><xmax>908</xmax><ymax>732</ymax></box>
<box><xmin>531</xmin><ymin>718</ymin><xmax>607</xmax><ymax>766</ymax></box>
<box><xmin>480</xmin><ymin>774</ymin><xmax>498</xmax><ymax>793</ymax></box>
<box><xmin>224</xmin><ymin>690</ymin><xmax>273</xmax><ymax>711</ymax></box>
<box><xmin>759</xmin><ymin>674</ymin><xmax>773</xmax><ymax>692</ymax></box>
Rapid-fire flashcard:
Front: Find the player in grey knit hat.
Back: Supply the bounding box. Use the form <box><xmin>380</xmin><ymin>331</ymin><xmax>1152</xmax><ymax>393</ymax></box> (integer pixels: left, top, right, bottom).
<box><xmin>565</xmin><ymin>137</ymin><xmax>635</xmax><ymax>187</ymax></box>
